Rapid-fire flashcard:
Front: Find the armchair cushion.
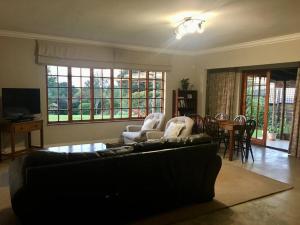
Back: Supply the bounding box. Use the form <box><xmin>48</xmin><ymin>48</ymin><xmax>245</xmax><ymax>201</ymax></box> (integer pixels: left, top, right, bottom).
<box><xmin>141</xmin><ymin>119</ymin><xmax>157</xmax><ymax>131</ymax></box>
<box><xmin>164</xmin><ymin>122</ymin><xmax>186</xmax><ymax>138</ymax></box>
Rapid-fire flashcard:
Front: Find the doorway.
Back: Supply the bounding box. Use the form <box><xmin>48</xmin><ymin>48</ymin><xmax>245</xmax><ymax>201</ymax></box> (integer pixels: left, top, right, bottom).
<box><xmin>241</xmin><ymin>68</ymin><xmax>297</xmax><ymax>150</ymax></box>
<box><xmin>266</xmin><ymin>69</ymin><xmax>297</xmax><ymax>151</ymax></box>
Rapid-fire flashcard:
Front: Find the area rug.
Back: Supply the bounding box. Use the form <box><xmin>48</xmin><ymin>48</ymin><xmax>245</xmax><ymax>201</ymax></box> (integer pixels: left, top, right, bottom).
<box><xmin>0</xmin><ymin>162</ymin><xmax>293</xmax><ymax>225</ymax></box>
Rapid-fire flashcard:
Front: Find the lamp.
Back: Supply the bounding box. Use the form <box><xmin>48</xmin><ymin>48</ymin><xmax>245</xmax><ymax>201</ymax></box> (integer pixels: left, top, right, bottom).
<box><xmin>174</xmin><ymin>17</ymin><xmax>205</xmax><ymax>40</ymax></box>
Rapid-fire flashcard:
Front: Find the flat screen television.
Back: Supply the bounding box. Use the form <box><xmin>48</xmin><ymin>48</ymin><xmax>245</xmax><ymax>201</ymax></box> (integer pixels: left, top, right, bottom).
<box><xmin>2</xmin><ymin>88</ymin><xmax>41</xmax><ymax>121</ymax></box>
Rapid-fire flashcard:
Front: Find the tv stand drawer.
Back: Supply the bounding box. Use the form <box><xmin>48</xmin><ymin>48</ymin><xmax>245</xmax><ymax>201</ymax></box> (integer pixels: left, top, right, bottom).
<box><xmin>14</xmin><ymin>121</ymin><xmax>42</xmax><ymax>133</ymax></box>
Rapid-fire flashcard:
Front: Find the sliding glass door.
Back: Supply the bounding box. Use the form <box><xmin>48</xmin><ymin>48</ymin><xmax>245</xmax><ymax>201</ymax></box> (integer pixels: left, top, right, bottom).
<box><xmin>241</xmin><ymin>71</ymin><xmax>270</xmax><ymax>145</ymax></box>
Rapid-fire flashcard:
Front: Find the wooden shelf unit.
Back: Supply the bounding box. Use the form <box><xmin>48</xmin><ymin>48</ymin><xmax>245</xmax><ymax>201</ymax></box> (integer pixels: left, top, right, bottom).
<box><xmin>172</xmin><ymin>89</ymin><xmax>197</xmax><ymax>117</ymax></box>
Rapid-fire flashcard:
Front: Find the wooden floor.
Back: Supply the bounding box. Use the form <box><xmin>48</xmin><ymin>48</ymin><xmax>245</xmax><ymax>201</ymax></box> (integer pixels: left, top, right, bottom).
<box><xmin>1</xmin><ymin>145</ymin><xmax>300</xmax><ymax>225</ymax></box>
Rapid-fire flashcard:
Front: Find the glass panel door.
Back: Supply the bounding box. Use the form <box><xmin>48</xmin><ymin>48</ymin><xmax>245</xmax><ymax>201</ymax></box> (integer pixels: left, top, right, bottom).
<box><xmin>242</xmin><ymin>71</ymin><xmax>270</xmax><ymax>145</ymax></box>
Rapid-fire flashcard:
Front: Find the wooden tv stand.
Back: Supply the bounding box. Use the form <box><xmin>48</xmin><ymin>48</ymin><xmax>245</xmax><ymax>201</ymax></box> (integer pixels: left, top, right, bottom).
<box><xmin>0</xmin><ymin>119</ymin><xmax>44</xmax><ymax>160</ymax></box>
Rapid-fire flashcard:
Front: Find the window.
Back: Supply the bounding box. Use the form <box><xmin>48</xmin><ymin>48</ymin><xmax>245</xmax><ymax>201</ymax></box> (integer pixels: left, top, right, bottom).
<box><xmin>47</xmin><ymin>66</ymin><xmax>165</xmax><ymax>123</ymax></box>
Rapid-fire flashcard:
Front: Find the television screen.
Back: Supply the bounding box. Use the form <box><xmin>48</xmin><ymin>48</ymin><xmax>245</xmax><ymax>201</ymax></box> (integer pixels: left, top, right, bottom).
<box><xmin>2</xmin><ymin>88</ymin><xmax>41</xmax><ymax>118</ymax></box>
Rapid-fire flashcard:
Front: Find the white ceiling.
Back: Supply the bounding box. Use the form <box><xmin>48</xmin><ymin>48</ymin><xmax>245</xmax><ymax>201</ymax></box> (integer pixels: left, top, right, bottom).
<box><xmin>0</xmin><ymin>0</ymin><xmax>299</xmax><ymax>52</ymax></box>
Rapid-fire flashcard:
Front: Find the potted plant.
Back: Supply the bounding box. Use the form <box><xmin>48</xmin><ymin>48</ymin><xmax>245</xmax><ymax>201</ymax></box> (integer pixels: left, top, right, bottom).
<box><xmin>267</xmin><ymin>127</ymin><xmax>277</xmax><ymax>141</ymax></box>
<box><xmin>180</xmin><ymin>78</ymin><xmax>190</xmax><ymax>90</ymax></box>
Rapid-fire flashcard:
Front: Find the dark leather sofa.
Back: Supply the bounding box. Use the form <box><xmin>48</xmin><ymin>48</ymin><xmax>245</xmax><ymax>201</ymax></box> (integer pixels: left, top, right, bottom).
<box><xmin>9</xmin><ymin>142</ymin><xmax>222</xmax><ymax>225</ymax></box>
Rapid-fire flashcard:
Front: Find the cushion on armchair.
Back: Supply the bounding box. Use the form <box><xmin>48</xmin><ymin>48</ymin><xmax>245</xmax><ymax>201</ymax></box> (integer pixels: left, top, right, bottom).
<box><xmin>141</xmin><ymin>119</ymin><xmax>157</xmax><ymax>131</ymax></box>
<box><xmin>164</xmin><ymin>122</ymin><xmax>185</xmax><ymax>138</ymax></box>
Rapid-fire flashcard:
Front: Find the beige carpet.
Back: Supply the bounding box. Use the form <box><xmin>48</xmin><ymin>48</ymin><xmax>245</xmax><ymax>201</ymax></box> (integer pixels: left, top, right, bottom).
<box><xmin>0</xmin><ymin>162</ymin><xmax>293</xmax><ymax>225</ymax></box>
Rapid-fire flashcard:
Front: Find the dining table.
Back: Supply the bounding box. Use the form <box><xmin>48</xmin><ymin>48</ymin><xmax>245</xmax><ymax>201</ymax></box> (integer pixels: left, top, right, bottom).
<box><xmin>218</xmin><ymin>120</ymin><xmax>244</xmax><ymax>161</ymax></box>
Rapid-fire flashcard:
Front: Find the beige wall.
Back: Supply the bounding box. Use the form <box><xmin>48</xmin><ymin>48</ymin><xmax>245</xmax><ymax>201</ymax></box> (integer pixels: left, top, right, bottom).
<box><xmin>196</xmin><ymin>39</ymin><xmax>300</xmax><ymax>116</ymax></box>
<box><xmin>0</xmin><ymin>37</ymin><xmax>198</xmax><ymax>148</ymax></box>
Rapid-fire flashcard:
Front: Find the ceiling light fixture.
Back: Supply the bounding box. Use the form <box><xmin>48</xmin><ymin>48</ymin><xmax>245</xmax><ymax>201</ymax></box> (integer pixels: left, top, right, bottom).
<box><xmin>174</xmin><ymin>17</ymin><xmax>205</xmax><ymax>40</ymax></box>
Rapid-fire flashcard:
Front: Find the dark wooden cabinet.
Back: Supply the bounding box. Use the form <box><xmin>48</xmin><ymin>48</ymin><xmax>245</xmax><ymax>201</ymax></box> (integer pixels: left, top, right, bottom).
<box><xmin>172</xmin><ymin>89</ymin><xmax>197</xmax><ymax>117</ymax></box>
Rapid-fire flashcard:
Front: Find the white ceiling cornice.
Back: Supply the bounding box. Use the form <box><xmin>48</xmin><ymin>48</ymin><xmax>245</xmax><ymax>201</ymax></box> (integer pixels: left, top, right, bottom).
<box><xmin>0</xmin><ymin>29</ymin><xmax>300</xmax><ymax>56</ymax></box>
<box><xmin>0</xmin><ymin>29</ymin><xmax>194</xmax><ymax>56</ymax></box>
<box><xmin>195</xmin><ymin>32</ymin><xmax>300</xmax><ymax>55</ymax></box>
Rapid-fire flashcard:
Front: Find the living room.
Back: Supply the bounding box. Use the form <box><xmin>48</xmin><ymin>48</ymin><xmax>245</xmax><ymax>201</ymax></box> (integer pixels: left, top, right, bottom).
<box><xmin>0</xmin><ymin>0</ymin><xmax>300</xmax><ymax>224</ymax></box>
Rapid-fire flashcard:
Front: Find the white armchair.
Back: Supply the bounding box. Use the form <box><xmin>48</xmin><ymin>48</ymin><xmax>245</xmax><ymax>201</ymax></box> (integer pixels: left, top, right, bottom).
<box><xmin>122</xmin><ymin>113</ymin><xmax>166</xmax><ymax>144</ymax></box>
<box><xmin>146</xmin><ymin>116</ymin><xmax>194</xmax><ymax>140</ymax></box>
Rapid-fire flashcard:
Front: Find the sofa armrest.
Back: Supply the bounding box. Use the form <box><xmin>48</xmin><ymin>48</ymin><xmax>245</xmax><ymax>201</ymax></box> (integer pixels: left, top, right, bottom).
<box><xmin>146</xmin><ymin>131</ymin><xmax>164</xmax><ymax>140</ymax></box>
<box><xmin>126</xmin><ymin>125</ymin><xmax>142</xmax><ymax>132</ymax></box>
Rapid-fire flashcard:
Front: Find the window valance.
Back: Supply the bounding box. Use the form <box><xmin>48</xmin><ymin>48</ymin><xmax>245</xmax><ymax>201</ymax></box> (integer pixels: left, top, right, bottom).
<box><xmin>36</xmin><ymin>40</ymin><xmax>171</xmax><ymax>71</ymax></box>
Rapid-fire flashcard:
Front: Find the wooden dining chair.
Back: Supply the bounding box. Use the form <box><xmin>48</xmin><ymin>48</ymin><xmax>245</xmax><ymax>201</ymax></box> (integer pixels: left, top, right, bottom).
<box><xmin>189</xmin><ymin>114</ymin><xmax>205</xmax><ymax>134</ymax></box>
<box><xmin>243</xmin><ymin>119</ymin><xmax>256</xmax><ymax>162</ymax></box>
<box><xmin>233</xmin><ymin>115</ymin><xmax>247</xmax><ymax>124</ymax></box>
<box><xmin>215</xmin><ymin>112</ymin><xmax>229</xmax><ymax>120</ymax></box>
<box><xmin>204</xmin><ymin>115</ymin><xmax>220</xmax><ymax>148</ymax></box>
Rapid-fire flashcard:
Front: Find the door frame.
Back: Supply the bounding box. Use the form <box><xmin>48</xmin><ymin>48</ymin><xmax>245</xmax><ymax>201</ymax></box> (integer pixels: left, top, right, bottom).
<box><xmin>241</xmin><ymin>70</ymin><xmax>270</xmax><ymax>146</ymax></box>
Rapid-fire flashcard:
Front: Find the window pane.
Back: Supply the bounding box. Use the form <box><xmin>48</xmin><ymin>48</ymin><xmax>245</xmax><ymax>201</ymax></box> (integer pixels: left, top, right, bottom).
<box><xmin>140</xmin><ymin>71</ymin><xmax>146</xmax><ymax>79</ymax></box>
<box><xmin>132</xmin><ymin>109</ymin><xmax>139</xmax><ymax>117</ymax></box>
<box><xmin>114</xmin><ymin>79</ymin><xmax>121</xmax><ymax>88</ymax></box>
<box><xmin>48</xmin><ymin>99</ymin><xmax>58</xmax><ymax>110</ymax></box>
<box><xmin>58</xmin><ymin>66</ymin><xmax>68</xmax><ymax>75</ymax></box>
<box><xmin>122</xmin><ymin>89</ymin><xmax>129</xmax><ymax>98</ymax></box>
<box><xmin>149</xmin><ymin>71</ymin><xmax>155</xmax><ymax>79</ymax></box>
<box><xmin>72</xmin><ymin>87</ymin><xmax>80</xmax><ymax>97</ymax></box>
<box><xmin>132</xmin><ymin>70</ymin><xmax>139</xmax><ymax>79</ymax></box>
<box><xmin>72</xmin><ymin>77</ymin><xmax>81</xmax><ymax>87</ymax></box>
<box><xmin>48</xmin><ymin>88</ymin><xmax>58</xmax><ymax>98</ymax></box>
<box><xmin>103</xmin><ymin>78</ymin><xmax>111</xmax><ymax>88</ymax></box>
<box><xmin>71</xmin><ymin>67</ymin><xmax>80</xmax><ymax>76</ymax></box>
<box><xmin>58</xmin><ymin>76</ymin><xmax>68</xmax><ymax>87</ymax></box>
<box><xmin>122</xmin><ymin>109</ymin><xmax>129</xmax><ymax>118</ymax></box>
<box><xmin>156</xmin><ymin>72</ymin><xmax>163</xmax><ymax>79</ymax></box>
<box><xmin>94</xmin><ymin>69</ymin><xmax>102</xmax><ymax>77</ymax></box>
<box><xmin>94</xmin><ymin>89</ymin><xmax>102</xmax><ymax>98</ymax></box>
<box><xmin>114</xmin><ymin>109</ymin><xmax>121</xmax><ymax>118</ymax></box>
<box><xmin>103</xmin><ymin>99</ymin><xmax>111</xmax><ymax>109</ymax></box>
<box><xmin>103</xmin><ymin>69</ymin><xmax>111</xmax><ymax>77</ymax></box>
<box><xmin>48</xmin><ymin>111</ymin><xmax>58</xmax><ymax>122</ymax></box>
<box><xmin>72</xmin><ymin>109</ymin><xmax>81</xmax><ymax>120</ymax></box>
<box><xmin>82</xmin><ymin>77</ymin><xmax>90</xmax><ymax>87</ymax></box>
<box><xmin>122</xmin><ymin>80</ymin><xmax>129</xmax><ymax>88</ymax></box>
<box><xmin>149</xmin><ymin>80</ymin><xmax>154</xmax><ymax>90</ymax></box>
<box><xmin>82</xmin><ymin>68</ymin><xmax>90</xmax><ymax>77</ymax></box>
<box><xmin>114</xmin><ymin>89</ymin><xmax>121</xmax><ymax>98</ymax></box>
<box><xmin>122</xmin><ymin>99</ymin><xmax>129</xmax><ymax>108</ymax></box>
<box><xmin>58</xmin><ymin>88</ymin><xmax>68</xmax><ymax>98</ymax></box>
<box><xmin>82</xmin><ymin>87</ymin><xmax>90</xmax><ymax>98</ymax></box>
<box><xmin>103</xmin><ymin>89</ymin><xmax>111</xmax><ymax>98</ymax></box>
<box><xmin>58</xmin><ymin>98</ymin><xmax>68</xmax><ymax>110</ymax></box>
<box><xmin>47</xmin><ymin>66</ymin><xmax>57</xmax><ymax>75</ymax></box>
<box><xmin>114</xmin><ymin>99</ymin><xmax>121</xmax><ymax>108</ymax></box>
<box><xmin>59</xmin><ymin>111</ymin><xmax>68</xmax><ymax>121</ymax></box>
<box><xmin>103</xmin><ymin>110</ymin><xmax>111</xmax><ymax>119</ymax></box>
<box><xmin>48</xmin><ymin>76</ymin><xmax>58</xmax><ymax>87</ymax></box>
<box><xmin>94</xmin><ymin>78</ymin><xmax>102</xmax><ymax>88</ymax></box>
<box><xmin>94</xmin><ymin>98</ymin><xmax>102</xmax><ymax>109</ymax></box>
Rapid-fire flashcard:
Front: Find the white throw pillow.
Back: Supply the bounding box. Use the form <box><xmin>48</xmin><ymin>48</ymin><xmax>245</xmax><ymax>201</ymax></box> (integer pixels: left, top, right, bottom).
<box><xmin>141</xmin><ymin>119</ymin><xmax>157</xmax><ymax>131</ymax></box>
<box><xmin>164</xmin><ymin>122</ymin><xmax>185</xmax><ymax>138</ymax></box>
